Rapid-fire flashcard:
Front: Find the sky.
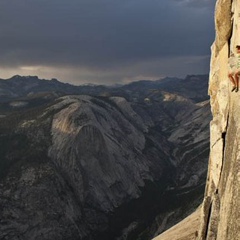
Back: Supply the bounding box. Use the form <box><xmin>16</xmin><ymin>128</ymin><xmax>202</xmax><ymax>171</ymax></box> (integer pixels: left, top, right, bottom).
<box><xmin>0</xmin><ymin>0</ymin><xmax>216</xmax><ymax>85</ymax></box>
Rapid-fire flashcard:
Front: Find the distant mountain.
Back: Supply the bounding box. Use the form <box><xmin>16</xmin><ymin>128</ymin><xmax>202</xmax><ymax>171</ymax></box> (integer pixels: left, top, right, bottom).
<box><xmin>121</xmin><ymin>75</ymin><xmax>209</xmax><ymax>102</ymax></box>
<box><xmin>0</xmin><ymin>75</ymin><xmax>107</xmax><ymax>101</ymax></box>
<box><xmin>0</xmin><ymin>74</ymin><xmax>209</xmax><ymax>102</ymax></box>
<box><xmin>0</xmin><ymin>75</ymin><xmax>210</xmax><ymax>240</ymax></box>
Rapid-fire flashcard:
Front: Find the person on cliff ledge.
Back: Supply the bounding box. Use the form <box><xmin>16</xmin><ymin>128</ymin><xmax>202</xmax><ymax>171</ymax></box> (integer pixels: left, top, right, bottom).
<box><xmin>228</xmin><ymin>45</ymin><xmax>240</xmax><ymax>92</ymax></box>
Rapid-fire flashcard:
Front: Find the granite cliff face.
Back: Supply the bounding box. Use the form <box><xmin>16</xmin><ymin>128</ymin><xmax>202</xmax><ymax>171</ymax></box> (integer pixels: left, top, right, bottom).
<box><xmin>198</xmin><ymin>0</ymin><xmax>240</xmax><ymax>239</ymax></box>
<box><xmin>0</xmin><ymin>76</ymin><xmax>210</xmax><ymax>239</ymax></box>
<box><xmin>49</xmin><ymin>95</ymin><xmax>158</xmax><ymax>212</ymax></box>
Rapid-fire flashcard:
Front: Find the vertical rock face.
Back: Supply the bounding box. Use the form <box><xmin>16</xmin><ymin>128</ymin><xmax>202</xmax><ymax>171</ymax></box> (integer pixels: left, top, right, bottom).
<box><xmin>199</xmin><ymin>0</ymin><xmax>240</xmax><ymax>239</ymax></box>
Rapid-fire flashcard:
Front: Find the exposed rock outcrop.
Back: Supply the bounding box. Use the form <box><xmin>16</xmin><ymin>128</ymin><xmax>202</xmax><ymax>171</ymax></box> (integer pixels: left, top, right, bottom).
<box><xmin>198</xmin><ymin>0</ymin><xmax>240</xmax><ymax>239</ymax></box>
<box><xmin>49</xmin><ymin>95</ymin><xmax>154</xmax><ymax>212</ymax></box>
<box><xmin>153</xmin><ymin>208</ymin><xmax>201</xmax><ymax>240</ymax></box>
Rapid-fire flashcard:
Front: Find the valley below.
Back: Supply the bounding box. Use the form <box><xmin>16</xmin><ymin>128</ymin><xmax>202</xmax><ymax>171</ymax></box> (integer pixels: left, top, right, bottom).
<box><xmin>0</xmin><ymin>75</ymin><xmax>211</xmax><ymax>240</ymax></box>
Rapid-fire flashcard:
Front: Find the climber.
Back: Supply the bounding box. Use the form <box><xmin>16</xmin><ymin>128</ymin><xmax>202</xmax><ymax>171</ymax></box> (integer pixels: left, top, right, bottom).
<box><xmin>228</xmin><ymin>45</ymin><xmax>240</xmax><ymax>92</ymax></box>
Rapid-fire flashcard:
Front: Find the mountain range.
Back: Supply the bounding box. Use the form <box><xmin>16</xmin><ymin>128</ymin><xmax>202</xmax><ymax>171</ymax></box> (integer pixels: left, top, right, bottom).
<box><xmin>0</xmin><ymin>74</ymin><xmax>211</xmax><ymax>240</ymax></box>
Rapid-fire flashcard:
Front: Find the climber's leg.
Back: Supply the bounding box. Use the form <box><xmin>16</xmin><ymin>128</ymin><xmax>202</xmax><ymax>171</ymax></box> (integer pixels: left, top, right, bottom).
<box><xmin>229</xmin><ymin>73</ymin><xmax>236</xmax><ymax>91</ymax></box>
<box><xmin>234</xmin><ymin>71</ymin><xmax>240</xmax><ymax>92</ymax></box>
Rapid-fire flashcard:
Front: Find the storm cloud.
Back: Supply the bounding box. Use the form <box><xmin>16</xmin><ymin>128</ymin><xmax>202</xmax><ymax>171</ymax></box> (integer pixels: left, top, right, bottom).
<box><xmin>0</xmin><ymin>0</ymin><xmax>215</xmax><ymax>84</ymax></box>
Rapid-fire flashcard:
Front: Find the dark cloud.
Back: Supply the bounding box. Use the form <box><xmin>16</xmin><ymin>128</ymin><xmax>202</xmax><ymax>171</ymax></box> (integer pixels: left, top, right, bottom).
<box><xmin>0</xmin><ymin>0</ymin><xmax>215</xmax><ymax>84</ymax></box>
<box><xmin>172</xmin><ymin>0</ymin><xmax>215</xmax><ymax>8</ymax></box>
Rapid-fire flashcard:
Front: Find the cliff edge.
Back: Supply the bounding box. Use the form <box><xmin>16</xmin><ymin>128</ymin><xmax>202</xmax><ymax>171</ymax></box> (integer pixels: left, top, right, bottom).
<box><xmin>199</xmin><ymin>0</ymin><xmax>240</xmax><ymax>239</ymax></box>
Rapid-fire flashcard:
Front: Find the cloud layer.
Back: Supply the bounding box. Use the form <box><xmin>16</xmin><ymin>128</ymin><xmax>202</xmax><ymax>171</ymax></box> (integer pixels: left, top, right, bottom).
<box><xmin>0</xmin><ymin>0</ymin><xmax>215</xmax><ymax>84</ymax></box>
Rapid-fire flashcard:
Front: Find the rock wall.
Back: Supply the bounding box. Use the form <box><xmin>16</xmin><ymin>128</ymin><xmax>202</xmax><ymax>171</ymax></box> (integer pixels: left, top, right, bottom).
<box><xmin>199</xmin><ymin>0</ymin><xmax>240</xmax><ymax>239</ymax></box>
